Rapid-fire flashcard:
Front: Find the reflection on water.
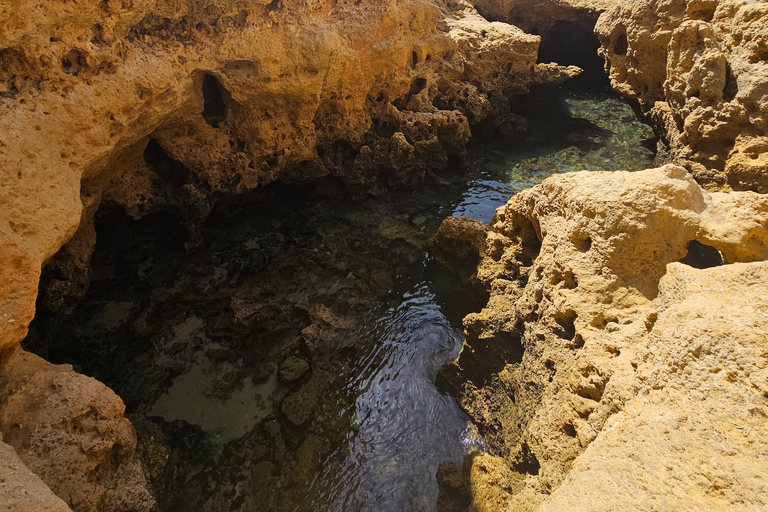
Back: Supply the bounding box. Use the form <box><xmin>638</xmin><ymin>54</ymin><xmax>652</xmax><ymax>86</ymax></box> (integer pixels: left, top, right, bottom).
<box><xmin>306</xmin><ymin>287</ymin><xmax>468</xmax><ymax>512</ymax></box>
<box><xmin>25</xmin><ymin>85</ymin><xmax>655</xmax><ymax>512</ymax></box>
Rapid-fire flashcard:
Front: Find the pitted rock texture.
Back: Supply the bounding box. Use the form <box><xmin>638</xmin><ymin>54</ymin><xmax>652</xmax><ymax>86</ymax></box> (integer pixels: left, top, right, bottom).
<box><xmin>0</xmin><ymin>438</ymin><xmax>72</xmax><ymax>512</ymax></box>
<box><xmin>0</xmin><ymin>1</ymin><xmax>581</xmax><ymax>508</ymax></box>
<box><xmin>438</xmin><ymin>165</ymin><xmax>768</xmax><ymax>511</ymax></box>
<box><xmin>0</xmin><ymin>348</ymin><xmax>154</xmax><ymax>512</ymax></box>
<box><xmin>0</xmin><ymin>0</ymin><xmax>577</xmax><ymax>355</ymax></box>
<box><xmin>541</xmin><ymin>261</ymin><xmax>768</xmax><ymax>511</ymax></box>
<box><xmin>595</xmin><ymin>0</ymin><xmax>768</xmax><ymax>192</ymax></box>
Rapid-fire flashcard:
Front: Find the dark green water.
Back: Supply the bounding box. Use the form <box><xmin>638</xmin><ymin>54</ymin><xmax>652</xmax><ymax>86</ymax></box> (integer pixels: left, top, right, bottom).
<box><xmin>26</xmin><ymin>85</ymin><xmax>654</xmax><ymax>512</ymax></box>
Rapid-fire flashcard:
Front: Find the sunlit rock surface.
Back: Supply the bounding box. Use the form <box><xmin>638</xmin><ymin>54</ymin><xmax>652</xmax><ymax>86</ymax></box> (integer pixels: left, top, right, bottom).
<box><xmin>595</xmin><ymin>0</ymin><xmax>768</xmax><ymax>192</ymax></box>
<box><xmin>0</xmin><ymin>0</ymin><xmax>576</xmax><ymax>353</ymax></box>
<box><xmin>542</xmin><ymin>260</ymin><xmax>768</xmax><ymax>512</ymax></box>
<box><xmin>438</xmin><ymin>165</ymin><xmax>768</xmax><ymax>511</ymax></box>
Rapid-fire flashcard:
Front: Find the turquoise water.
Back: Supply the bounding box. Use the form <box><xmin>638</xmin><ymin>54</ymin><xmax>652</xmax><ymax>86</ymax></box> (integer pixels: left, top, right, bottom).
<box><xmin>25</xmin><ymin>85</ymin><xmax>654</xmax><ymax>512</ymax></box>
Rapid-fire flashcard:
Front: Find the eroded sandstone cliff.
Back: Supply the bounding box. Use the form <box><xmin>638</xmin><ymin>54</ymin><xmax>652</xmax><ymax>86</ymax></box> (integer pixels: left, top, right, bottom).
<box><xmin>595</xmin><ymin>0</ymin><xmax>768</xmax><ymax>192</ymax></box>
<box><xmin>436</xmin><ymin>165</ymin><xmax>768</xmax><ymax>511</ymax></box>
<box><xmin>1</xmin><ymin>0</ymin><xmax>578</xmax><ymax>355</ymax></box>
<box><xmin>0</xmin><ymin>0</ymin><xmax>580</xmax><ymax>509</ymax></box>
<box><xmin>3</xmin><ymin>0</ymin><xmax>767</xmax><ymax>510</ymax></box>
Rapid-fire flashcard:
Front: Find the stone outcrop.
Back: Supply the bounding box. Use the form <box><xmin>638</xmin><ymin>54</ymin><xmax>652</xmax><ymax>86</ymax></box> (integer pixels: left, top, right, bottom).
<box><xmin>0</xmin><ymin>438</ymin><xmax>71</xmax><ymax>512</ymax></box>
<box><xmin>595</xmin><ymin>0</ymin><xmax>768</xmax><ymax>192</ymax></box>
<box><xmin>437</xmin><ymin>165</ymin><xmax>768</xmax><ymax>511</ymax></box>
<box><xmin>0</xmin><ymin>0</ymin><xmax>577</xmax><ymax>355</ymax></box>
<box><xmin>471</xmin><ymin>0</ymin><xmax>614</xmax><ymax>36</ymax></box>
<box><xmin>0</xmin><ymin>348</ymin><xmax>154</xmax><ymax>512</ymax></box>
<box><xmin>541</xmin><ymin>260</ymin><xmax>768</xmax><ymax>511</ymax></box>
<box><xmin>0</xmin><ymin>0</ymin><xmax>582</xmax><ymax>509</ymax></box>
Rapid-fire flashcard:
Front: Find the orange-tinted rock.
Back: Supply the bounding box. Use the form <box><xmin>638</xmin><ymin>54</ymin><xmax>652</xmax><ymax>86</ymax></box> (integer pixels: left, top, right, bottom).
<box><xmin>0</xmin><ymin>348</ymin><xmax>154</xmax><ymax>512</ymax></box>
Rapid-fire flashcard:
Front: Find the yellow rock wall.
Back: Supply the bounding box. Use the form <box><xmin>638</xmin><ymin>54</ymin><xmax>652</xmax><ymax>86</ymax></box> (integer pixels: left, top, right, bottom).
<box><xmin>0</xmin><ymin>0</ymin><xmax>576</xmax><ymax>354</ymax></box>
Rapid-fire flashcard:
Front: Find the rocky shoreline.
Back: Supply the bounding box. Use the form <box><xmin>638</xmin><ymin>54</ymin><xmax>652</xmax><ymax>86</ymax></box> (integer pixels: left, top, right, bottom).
<box><xmin>1</xmin><ymin>0</ymin><xmax>767</xmax><ymax>511</ymax></box>
<box><xmin>435</xmin><ymin>165</ymin><xmax>768</xmax><ymax>511</ymax></box>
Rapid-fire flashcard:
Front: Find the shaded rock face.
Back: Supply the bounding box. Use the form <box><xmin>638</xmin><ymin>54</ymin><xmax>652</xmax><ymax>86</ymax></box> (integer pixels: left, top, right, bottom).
<box><xmin>595</xmin><ymin>0</ymin><xmax>768</xmax><ymax>192</ymax></box>
<box><xmin>0</xmin><ymin>348</ymin><xmax>154</xmax><ymax>512</ymax></box>
<box><xmin>0</xmin><ymin>0</ymin><xmax>578</xmax><ymax>355</ymax></box>
<box><xmin>0</xmin><ymin>438</ymin><xmax>72</xmax><ymax>512</ymax></box>
<box><xmin>471</xmin><ymin>0</ymin><xmax>614</xmax><ymax>37</ymax></box>
<box><xmin>438</xmin><ymin>165</ymin><xmax>768</xmax><ymax>511</ymax></box>
<box><xmin>470</xmin><ymin>0</ymin><xmax>615</xmax><ymax>85</ymax></box>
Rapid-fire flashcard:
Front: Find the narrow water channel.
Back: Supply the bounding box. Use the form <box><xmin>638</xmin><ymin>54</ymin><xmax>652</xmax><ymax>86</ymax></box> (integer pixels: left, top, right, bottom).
<box><xmin>25</xmin><ymin>82</ymin><xmax>655</xmax><ymax>512</ymax></box>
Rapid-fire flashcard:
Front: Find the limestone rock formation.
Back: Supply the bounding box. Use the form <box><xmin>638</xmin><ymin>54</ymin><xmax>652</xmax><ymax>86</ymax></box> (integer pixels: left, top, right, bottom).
<box><xmin>471</xmin><ymin>0</ymin><xmax>614</xmax><ymax>36</ymax></box>
<box><xmin>595</xmin><ymin>0</ymin><xmax>768</xmax><ymax>192</ymax></box>
<box><xmin>0</xmin><ymin>1</ymin><xmax>584</xmax><ymax>508</ymax></box>
<box><xmin>0</xmin><ymin>438</ymin><xmax>72</xmax><ymax>512</ymax></box>
<box><xmin>0</xmin><ymin>348</ymin><xmax>154</xmax><ymax>512</ymax></box>
<box><xmin>541</xmin><ymin>260</ymin><xmax>768</xmax><ymax>511</ymax></box>
<box><xmin>0</xmin><ymin>0</ymin><xmax>577</xmax><ymax>355</ymax></box>
<box><xmin>438</xmin><ymin>165</ymin><xmax>768</xmax><ymax>511</ymax></box>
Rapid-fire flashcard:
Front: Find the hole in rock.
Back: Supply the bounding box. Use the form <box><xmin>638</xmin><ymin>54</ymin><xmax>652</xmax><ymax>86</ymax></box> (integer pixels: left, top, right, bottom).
<box><xmin>573</xmin><ymin>235</ymin><xmax>592</xmax><ymax>252</ymax></box>
<box><xmin>688</xmin><ymin>8</ymin><xmax>715</xmax><ymax>21</ymax></box>
<box><xmin>553</xmin><ymin>310</ymin><xmax>577</xmax><ymax>341</ymax></box>
<box><xmin>563</xmin><ymin>423</ymin><xmax>577</xmax><ymax>438</ymax></box>
<box><xmin>515</xmin><ymin>444</ymin><xmax>540</xmax><ymax>476</ymax></box>
<box><xmin>411</xmin><ymin>50</ymin><xmax>419</xmax><ymax>68</ymax></box>
<box><xmin>723</xmin><ymin>64</ymin><xmax>739</xmax><ymax>102</ymax></box>
<box><xmin>409</xmin><ymin>77</ymin><xmax>427</xmax><ymax>95</ymax></box>
<box><xmin>537</xmin><ymin>19</ymin><xmax>611</xmax><ymax>90</ymax></box>
<box><xmin>679</xmin><ymin>240</ymin><xmax>723</xmax><ymax>269</ymax></box>
<box><xmin>61</xmin><ymin>49</ymin><xmax>85</xmax><ymax>76</ymax></box>
<box><xmin>545</xmin><ymin>359</ymin><xmax>556</xmax><ymax>383</ymax></box>
<box><xmin>201</xmin><ymin>73</ymin><xmax>227</xmax><ymax>127</ymax></box>
<box><xmin>144</xmin><ymin>138</ymin><xmax>192</xmax><ymax>187</ymax></box>
<box><xmin>614</xmin><ymin>32</ymin><xmax>628</xmax><ymax>56</ymax></box>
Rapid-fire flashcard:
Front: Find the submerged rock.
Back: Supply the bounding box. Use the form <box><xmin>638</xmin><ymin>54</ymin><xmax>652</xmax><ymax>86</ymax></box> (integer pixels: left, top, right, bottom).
<box><xmin>440</xmin><ymin>165</ymin><xmax>768</xmax><ymax>511</ymax></box>
<box><xmin>278</xmin><ymin>356</ymin><xmax>310</xmax><ymax>383</ymax></box>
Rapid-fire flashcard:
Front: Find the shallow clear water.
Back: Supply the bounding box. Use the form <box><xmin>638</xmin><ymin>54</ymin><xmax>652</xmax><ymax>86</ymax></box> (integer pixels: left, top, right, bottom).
<box><xmin>456</xmin><ymin>90</ymin><xmax>655</xmax><ymax>222</ymax></box>
<box><xmin>305</xmin><ymin>289</ymin><xmax>467</xmax><ymax>512</ymax></box>
<box><xmin>26</xmin><ymin>85</ymin><xmax>654</xmax><ymax>512</ymax></box>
